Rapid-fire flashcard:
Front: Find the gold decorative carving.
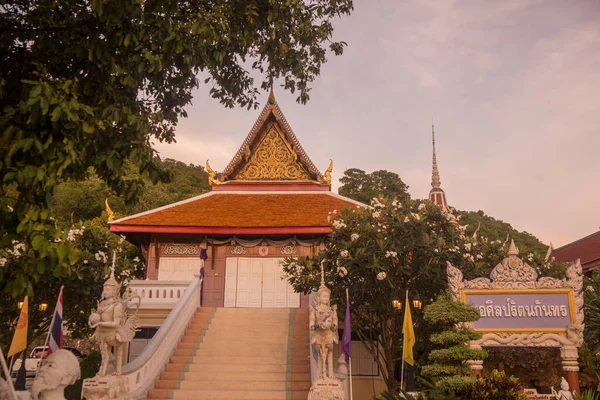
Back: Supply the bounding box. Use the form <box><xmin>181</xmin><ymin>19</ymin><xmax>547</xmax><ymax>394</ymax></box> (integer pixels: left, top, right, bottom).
<box><xmin>324</xmin><ymin>159</ymin><xmax>333</xmax><ymax>184</ymax></box>
<box><xmin>206</xmin><ymin>160</ymin><xmax>222</xmax><ymax>185</ymax></box>
<box><xmin>105</xmin><ymin>199</ymin><xmax>115</xmax><ymax>222</ymax></box>
<box><xmin>233</xmin><ymin>123</ymin><xmax>311</xmax><ymax>180</ymax></box>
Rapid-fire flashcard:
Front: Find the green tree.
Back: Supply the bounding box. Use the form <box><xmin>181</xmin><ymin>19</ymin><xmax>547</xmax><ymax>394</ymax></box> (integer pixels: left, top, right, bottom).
<box><xmin>0</xmin><ymin>218</ymin><xmax>142</xmax><ymax>350</ymax></box>
<box><xmin>338</xmin><ymin>168</ymin><xmax>411</xmax><ymax>204</ymax></box>
<box><xmin>283</xmin><ymin>197</ymin><xmax>502</xmax><ymax>391</ymax></box>
<box><xmin>421</xmin><ymin>291</ymin><xmax>487</xmax><ymax>396</ymax></box>
<box><xmin>0</xmin><ymin>0</ymin><xmax>353</xmax><ymax>296</ymax></box>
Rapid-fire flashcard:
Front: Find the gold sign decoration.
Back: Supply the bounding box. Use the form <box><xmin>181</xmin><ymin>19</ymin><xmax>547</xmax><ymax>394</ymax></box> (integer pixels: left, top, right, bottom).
<box><xmin>234</xmin><ymin>123</ymin><xmax>312</xmax><ymax>180</ymax></box>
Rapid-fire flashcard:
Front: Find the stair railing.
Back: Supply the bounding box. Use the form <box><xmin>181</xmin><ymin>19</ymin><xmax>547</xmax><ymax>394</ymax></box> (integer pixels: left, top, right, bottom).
<box><xmin>121</xmin><ymin>275</ymin><xmax>202</xmax><ymax>399</ymax></box>
<box><xmin>309</xmin><ymin>293</ymin><xmax>318</xmax><ymax>385</ymax></box>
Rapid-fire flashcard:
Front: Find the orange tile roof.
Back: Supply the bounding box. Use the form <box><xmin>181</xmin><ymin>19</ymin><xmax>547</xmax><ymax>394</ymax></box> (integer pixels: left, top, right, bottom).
<box><xmin>111</xmin><ymin>192</ymin><xmax>361</xmax><ymax>228</ymax></box>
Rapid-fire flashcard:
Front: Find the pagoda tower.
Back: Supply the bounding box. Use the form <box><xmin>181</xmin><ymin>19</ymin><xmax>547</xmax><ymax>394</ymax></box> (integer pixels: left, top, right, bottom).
<box><xmin>429</xmin><ymin>124</ymin><xmax>448</xmax><ymax>210</ymax></box>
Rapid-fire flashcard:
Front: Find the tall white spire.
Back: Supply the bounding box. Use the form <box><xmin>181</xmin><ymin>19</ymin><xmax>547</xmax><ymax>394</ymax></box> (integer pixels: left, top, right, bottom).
<box><xmin>431</xmin><ymin>123</ymin><xmax>441</xmax><ymax>189</ymax></box>
<box><xmin>428</xmin><ymin>121</ymin><xmax>448</xmax><ymax>210</ymax></box>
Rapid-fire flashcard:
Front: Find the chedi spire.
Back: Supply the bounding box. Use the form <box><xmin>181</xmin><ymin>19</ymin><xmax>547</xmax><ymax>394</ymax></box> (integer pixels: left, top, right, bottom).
<box><xmin>428</xmin><ymin>123</ymin><xmax>448</xmax><ymax>210</ymax></box>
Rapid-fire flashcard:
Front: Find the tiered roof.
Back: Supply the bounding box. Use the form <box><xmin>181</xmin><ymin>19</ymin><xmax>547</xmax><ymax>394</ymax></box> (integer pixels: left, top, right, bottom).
<box><xmin>110</xmin><ymin>90</ymin><xmax>363</xmax><ymax>238</ymax></box>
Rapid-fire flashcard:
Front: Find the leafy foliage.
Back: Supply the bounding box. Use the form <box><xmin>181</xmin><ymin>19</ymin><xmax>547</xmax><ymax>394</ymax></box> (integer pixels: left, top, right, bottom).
<box><xmin>574</xmin><ymin>389</ymin><xmax>600</xmax><ymax>400</ymax></box>
<box><xmin>283</xmin><ymin>196</ymin><xmax>503</xmax><ymax>390</ymax></box>
<box><xmin>338</xmin><ymin>168</ymin><xmax>411</xmax><ymax>205</ymax></box>
<box><xmin>0</xmin><ymin>0</ymin><xmax>353</xmax><ymax>296</ymax></box>
<box><xmin>421</xmin><ymin>292</ymin><xmax>487</xmax><ymax>396</ymax></box>
<box><xmin>467</xmin><ymin>369</ymin><xmax>528</xmax><ymax>400</ymax></box>
<box><xmin>0</xmin><ymin>218</ymin><xmax>143</xmax><ymax>350</ymax></box>
<box><xmin>483</xmin><ymin>347</ymin><xmax>562</xmax><ymax>391</ymax></box>
<box><xmin>1</xmin><ymin>158</ymin><xmax>209</xmax><ymax>349</ymax></box>
<box><xmin>373</xmin><ymin>390</ymin><xmax>426</xmax><ymax>400</ymax></box>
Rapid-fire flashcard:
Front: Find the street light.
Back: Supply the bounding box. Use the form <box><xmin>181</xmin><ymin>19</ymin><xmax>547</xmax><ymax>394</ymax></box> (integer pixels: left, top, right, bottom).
<box><xmin>392</xmin><ymin>299</ymin><xmax>402</xmax><ymax>310</ymax></box>
<box><xmin>412</xmin><ymin>299</ymin><xmax>422</xmax><ymax>310</ymax></box>
<box><xmin>39</xmin><ymin>303</ymin><xmax>48</xmax><ymax>311</ymax></box>
<box><xmin>17</xmin><ymin>301</ymin><xmax>23</xmax><ymax>309</ymax></box>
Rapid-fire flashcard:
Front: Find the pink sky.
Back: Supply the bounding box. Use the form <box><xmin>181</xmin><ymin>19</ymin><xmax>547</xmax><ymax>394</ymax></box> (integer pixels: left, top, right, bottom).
<box><xmin>155</xmin><ymin>0</ymin><xmax>600</xmax><ymax>247</ymax></box>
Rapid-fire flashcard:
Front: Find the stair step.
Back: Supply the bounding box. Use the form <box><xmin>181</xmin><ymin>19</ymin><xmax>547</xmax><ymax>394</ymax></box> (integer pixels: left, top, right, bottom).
<box><xmin>150</xmin><ymin>307</ymin><xmax>312</xmax><ymax>400</ymax></box>
<box><xmin>160</xmin><ymin>371</ymin><xmax>310</xmax><ymax>382</ymax></box>
<box><xmin>164</xmin><ymin>362</ymin><xmax>309</xmax><ymax>373</ymax></box>
<box><xmin>148</xmin><ymin>388</ymin><xmax>309</xmax><ymax>400</ymax></box>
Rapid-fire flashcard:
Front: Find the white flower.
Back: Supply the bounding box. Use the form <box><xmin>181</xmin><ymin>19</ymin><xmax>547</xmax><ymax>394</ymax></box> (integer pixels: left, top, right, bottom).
<box><xmin>337</xmin><ymin>267</ymin><xmax>348</xmax><ymax>277</ymax></box>
<box><xmin>373</xmin><ymin>211</ymin><xmax>382</xmax><ymax>219</ymax></box>
<box><xmin>404</xmin><ymin>217</ymin><xmax>410</xmax><ymax>223</ymax></box>
<box><xmin>586</xmin><ymin>286</ymin><xmax>595</xmax><ymax>293</ymax></box>
<box><xmin>376</xmin><ymin>272</ymin><xmax>387</xmax><ymax>281</ymax></box>
<box><xmin>411</xmin><ymin>213</ymin><xmax>420</xmax><ymax>221</ymax></box>
<box><xmin>340</xmin><ymin>250</ymin><xmax>349</xmax><ymax>258</ymax></box>
<box><xmin>133</xmin><ymin>256</ymin><xmax>140</xmax><ymax>263</ymax></box>
<box><xmin>385</xmin><ymin>251</ymin><xmax>398</xmax><ymax>259</ymax></box>
<box><xmin>350</xmin><ymin>233</ymin><xmax>359</xmax><ymax>242</ymax></box>
<box><xmin>332</xmin><ymin>220</ymin><xmax>347</xmax><ymax>230</ymax></box>
<box><xmin>476</xmin><ymin>254</ymin><xmax>483</xmax><ymax>260</ymax></box>
<box><xmin>434</xmin><ymin>249</ymin><xmax>439</xmax><ymax>253</ymax></box>
<box><xmin>0</xmin><ymin>257</ymin><xmax>7</xmax><ymax>267</ymax></box>
<box><xmin>418</xmin><ymin>203</ymin><xmax>426</xmax><ymax>211</ymax></box>
<box><xmin>83</xmin><ymin>260</ymin><xmax>88</xmax><ymax>264</ymax></box>
<box><xmin>464</xmin><ymin>243</ymin><xmax>472</xmax><ymax>252</ymax></box>
<box><xmin>7</xmin><ymin>205</ymin><xmax>13</xmax><ymax>212</ymax></box>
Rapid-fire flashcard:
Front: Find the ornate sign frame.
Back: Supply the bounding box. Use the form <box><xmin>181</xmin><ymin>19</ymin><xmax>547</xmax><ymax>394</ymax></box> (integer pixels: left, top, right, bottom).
<box><xmin>446</xmin><ymin>240</ymin><xmax>584</xmax><ymax>390</ymax></box>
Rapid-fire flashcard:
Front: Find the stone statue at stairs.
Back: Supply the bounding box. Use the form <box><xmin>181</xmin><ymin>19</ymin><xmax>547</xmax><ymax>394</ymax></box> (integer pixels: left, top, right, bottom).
<box><xmin>82</xmin><ymin>253</ymin><xmax>140</xmax><ymax>400</ymax></box>
<box><xmin>88</xmin><ymin>255</ymin><xmax>140</xmax><ymax>377</ymax></box>
<box><xmin>308</xmin><ymin>262</ymin><xmax>344</xmax><ymax>400</ymax></box>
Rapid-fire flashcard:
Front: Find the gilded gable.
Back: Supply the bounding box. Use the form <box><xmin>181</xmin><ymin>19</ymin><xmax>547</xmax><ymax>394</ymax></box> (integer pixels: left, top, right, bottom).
<box><xmin>234</xmin><ymin>122</ymin><xmax>311</xmax><ymax>180</ymax></box>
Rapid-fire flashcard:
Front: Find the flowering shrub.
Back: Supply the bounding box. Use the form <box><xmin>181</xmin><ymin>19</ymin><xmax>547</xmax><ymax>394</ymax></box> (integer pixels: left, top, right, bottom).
<box><xmin>468</xmin><ymin>369</ymin><xmax>528</xmax><ymax>400</ymax></box>
<box><xmin>283</xmin><ymin>197</ymin><xmax>506</xmax><ymax>390</ymax></box>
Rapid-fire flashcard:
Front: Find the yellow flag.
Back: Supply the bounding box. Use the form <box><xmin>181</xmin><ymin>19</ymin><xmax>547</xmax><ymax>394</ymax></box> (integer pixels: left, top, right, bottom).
<box><xmin>402</xmin><ymin>291</ymin><xmax>415</xmax><ymax>366</ymax></box>
<box><xmin>8</xmin><ymin>296</ymin><xmax>28</xmax><ymax>357</ymax></box>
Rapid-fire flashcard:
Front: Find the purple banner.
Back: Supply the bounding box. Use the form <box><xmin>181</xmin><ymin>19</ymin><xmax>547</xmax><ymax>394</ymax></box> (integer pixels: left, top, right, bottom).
<box><xmin>464</xmin><ymin>291</ymin><xmax>572</xmax><ymax>330</ymax></box>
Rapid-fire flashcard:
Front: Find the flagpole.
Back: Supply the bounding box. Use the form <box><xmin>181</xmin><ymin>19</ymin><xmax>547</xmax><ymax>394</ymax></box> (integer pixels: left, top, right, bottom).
<box><xmin>41</xmin><ymin>286</ymin><xmax>63</xmax><ymax>363</ymax></box>
<box><xmin>0</xmin><ymin>346</ymin><xmax>19</xmax><ymax>400</ymax></box>
<box><xmin>400</xmin><ymin>289</ymin><xmax>408</xmax><ymax>390</ymax></box>
<box><xmin>346</xmin><ymin>288</ymin><xmax>353</xmax><ymax>400</ymax></box>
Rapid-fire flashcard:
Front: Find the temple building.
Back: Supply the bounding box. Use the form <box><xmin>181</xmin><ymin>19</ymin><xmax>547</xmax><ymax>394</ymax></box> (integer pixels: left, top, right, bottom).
<box><xmin>551</xmin><ymin>229</ymin><xmax>600</xmax><ymax>275</ymax></box>
<box><xmin>110</xmin><ymin>91</ymin><xmax>384</xmax><ymax>399</ymax></box>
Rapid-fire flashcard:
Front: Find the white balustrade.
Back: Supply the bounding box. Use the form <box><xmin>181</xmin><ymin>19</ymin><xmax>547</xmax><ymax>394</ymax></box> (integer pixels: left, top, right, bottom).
<box><xmin>127</xmin><ymin>280</ymin><xmax>191</xmax><ymax>307</ymax></box>
<box><xmin>121</xmin><ymin>277</ymin><xmax>202</xmax><ymax>399</ymax></box>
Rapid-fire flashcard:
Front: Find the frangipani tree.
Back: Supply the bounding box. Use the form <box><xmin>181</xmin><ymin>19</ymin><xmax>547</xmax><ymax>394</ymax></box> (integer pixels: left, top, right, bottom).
<box><xmin>283</xmin><ymin>197</ymin><xmax>529</xmax><ymax>391</ymax></box>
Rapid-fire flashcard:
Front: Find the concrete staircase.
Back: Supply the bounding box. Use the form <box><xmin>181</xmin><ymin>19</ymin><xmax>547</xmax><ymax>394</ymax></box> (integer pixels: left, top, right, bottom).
<box><xmin>148</xmin><ymin>307</ymin><xmax>311</xmax><ymax>399</ymax></box>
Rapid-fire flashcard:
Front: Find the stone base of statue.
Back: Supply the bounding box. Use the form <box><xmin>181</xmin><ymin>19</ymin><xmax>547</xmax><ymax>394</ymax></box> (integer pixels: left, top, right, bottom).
<box><xmin>81</xmin><ymin>375</ymin><xmax>133</xmax><ymax>400</ymax></box>
<box><xmin>308</xmin><ymin>377</ymin><xmax>345</xmax><ymax>400</ymax></box>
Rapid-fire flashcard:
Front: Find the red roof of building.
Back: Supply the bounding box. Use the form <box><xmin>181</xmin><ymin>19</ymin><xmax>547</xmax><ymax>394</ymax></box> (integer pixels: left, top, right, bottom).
<box><xmin>109</xmin><ymin>191</ymin><xmax>364</xmax><ymax>234</ymax></box>
<box><xmin>551</xmin><ymin>230</ymin><xmax>600</xmax><ymax>273</ymax></box>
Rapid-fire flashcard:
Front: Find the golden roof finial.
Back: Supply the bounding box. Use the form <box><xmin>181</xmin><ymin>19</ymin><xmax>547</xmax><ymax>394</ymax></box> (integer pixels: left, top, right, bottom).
<box><xmin>105</xmin><ymin>199</ymin><xmax>115</xmax><ymax>222</ymax></box>
<box><xmin>206</xmin><ymin>160</ymin><xmax>222</xmax><ymax>185</ymax></box>
<box><xmin>268</xmin><ymin>82</ymin><xmax>276</xmax><ymax>105</ymax></box>
<box><xmin>324</xmin><ymin>159</ymin><xmax>333</xmax><ymax>184</ymax></box>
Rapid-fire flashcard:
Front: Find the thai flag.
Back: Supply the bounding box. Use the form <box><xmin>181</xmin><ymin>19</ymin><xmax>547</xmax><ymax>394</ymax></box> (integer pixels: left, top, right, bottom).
<box><xmin>47</xmin><ymin>287</ymin><xmax>64</xmax><ymax>355</ymax></box>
